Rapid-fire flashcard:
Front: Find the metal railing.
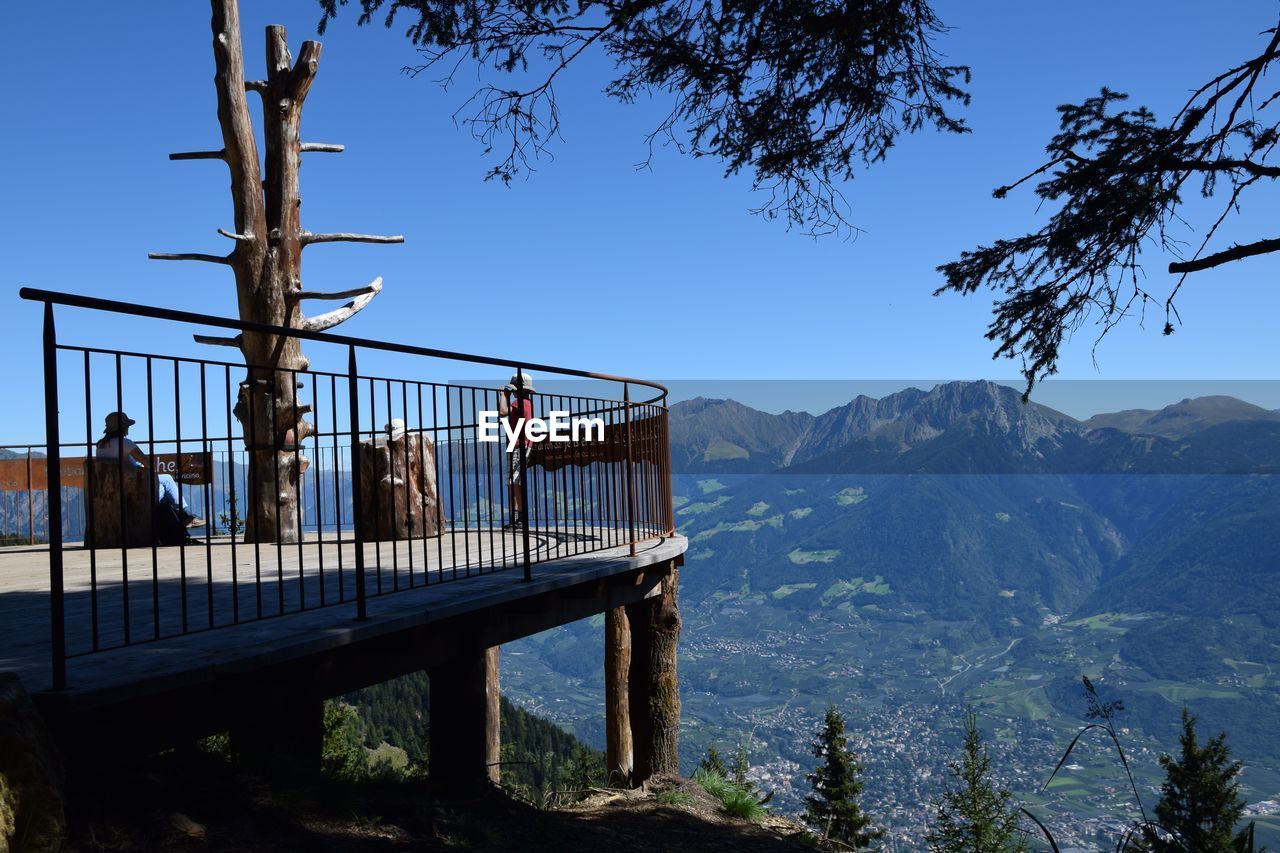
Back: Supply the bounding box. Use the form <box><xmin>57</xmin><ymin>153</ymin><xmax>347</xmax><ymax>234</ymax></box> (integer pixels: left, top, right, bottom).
<box><xmin>19</xmin><ymin>288</ymin><xmax>674</xmax><ymax>689</ymax></box>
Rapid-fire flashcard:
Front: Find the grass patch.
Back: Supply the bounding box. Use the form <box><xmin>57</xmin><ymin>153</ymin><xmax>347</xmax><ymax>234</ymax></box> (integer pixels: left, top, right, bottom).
<box><xmin>691</xmin><ymin>769</ymin><xmax>765</xmax><ymax>822</ymax></box>
<box><xmin>788</xmin><ymin>506</ymin><xmax>813</xmax><ymax>519</ymax></box>
<box><xmin>1147</xmin><ymin>684</ymin><xmax>1245</xmax><ymax>702</ymax></box>
<box><xmin>835</xmin><ymin>487</ymin><xmax>867</xmax><ymax>507</ymax></box>
<box><xmin>702</xmin><ymin>439</ymin><xmax>749</xmax><ymax>461</ymax></box>
<box><xmin>692</xmin><ymin>515</ymin><xmax>784</xmax><ymax>541</ymax></box>
<box><xmin>746</xmin><ymin>501</ymin><xmax>770</xmax><ymax>517</ymax></box>
<box><xmin>772</xmin><ymin>582</ymin><xmax>818</xmax><ymax>600</ymax></box>
<box><xmin>1064</xmin><ymin>612</ymin><xmax>1132</xmax><ymax>631</ymax></box>
<box><xmin>788</xmin><ymin>548</ymin><xmax>841</xmax><ymax>564</ymax></box>
<box><xmin>655</xmin><ymin>790</ymin><xmax>694</xmax><ymax>807</ymax></box>
<box><xmin>678</xmin><ymin>495</ymin><xmax>731</xmax><ymax>516</ymax></box>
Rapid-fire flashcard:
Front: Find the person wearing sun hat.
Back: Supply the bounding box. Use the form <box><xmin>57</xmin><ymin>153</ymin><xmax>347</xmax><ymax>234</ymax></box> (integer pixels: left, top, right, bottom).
<box><xmin>95</xmin><ymin>411</ymin><xmax>205</xmax><ymax>528</ymax></box>
<box><xmin>496</xmin><ymin>370</ymin><xmax>535</xmax><ymax>529</ymax></box>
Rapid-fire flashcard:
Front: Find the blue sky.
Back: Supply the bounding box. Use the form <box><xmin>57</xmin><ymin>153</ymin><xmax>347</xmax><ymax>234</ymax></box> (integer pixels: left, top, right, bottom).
<box><xmin>2</xmin><ymin>1</ymin><xmax>1278</xmax><ymax>439</ymax></box>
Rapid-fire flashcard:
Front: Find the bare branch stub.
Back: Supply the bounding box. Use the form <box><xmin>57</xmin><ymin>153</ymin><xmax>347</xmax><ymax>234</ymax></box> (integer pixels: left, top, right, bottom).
<box><xmin>148</xmin><ymin>252</ymin><xmax>232</xmax><ymax>264</ymax></box>
<box><xmin>938</xmin><ymin>20</ymin><xmax>1280</xmax><ymax>396</ymax></box>
<box><xmin>291</xmin><ymin>276</ymin><xmax>383</xmax><ymax>301</ymax></box>
<box><xmin>301</xmin><ymin>231</ymin><xmax>405</xmax><ymax>245</ymax></box>
<box><xmin>299</xmin><ymin>286</ymin><xmax>380</xmax><ymax>331</ymax></box>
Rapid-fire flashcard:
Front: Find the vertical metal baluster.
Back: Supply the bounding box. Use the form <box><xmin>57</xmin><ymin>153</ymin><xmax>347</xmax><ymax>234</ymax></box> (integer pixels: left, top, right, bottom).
<box><xmin>470</xmin><ymin>387</ymin><xmax>482</xmax><ymax>573</ymax></box>
<box><xmin>270</xmin><ymin>372</ymin><xmax>284</xmax><ymax>615</ymax></box>
<box><xmin>83</xmin><ymin>351</ymin><xmax>98</xmax><ymax>650</ymax></box>
<box><xmin>311</xmin><ymin>370</ymin><xmax>326</xmax><ymax>606</ymax></box>
<box><xmin>25</xmin><ymin>448</ymin><xmax>34</xmax><ymax>547</ymax></box>
<box><xmin>516</xmin><ymin>370</ymin><xmax>532</xmax><ymax>582</ymax></box>
<box><xmin>200</xmin><ymin>363</ymin><xmax>214</xmax><ymax>629</ymax></box>
<box><xmin>624</xmin><ymin>383</ymin><xmax>636</xmax><ymax>557</ymax></box>
<box><xmin>144</xmin><ymin>357</ymin><xmax>159</xmax><ymax>639</ymax></box>
<box><xmin>483</xmin><ymin>388</ymin><xmax>495</xmax><ymax>573</ymax></box>
<box><xmin>368</xmin><ymin>376</ymin><xmax>382</xmax><ymax>592</ymax></box>
<box><xmin>495</xmin><ymin>387</ymin><xmax>510</xmax><ymax>566</ymax></box>
<box><xmin>538</xmin><ymin>391</ymin><xmax>549</xmax><ymax>562</ymax></box>
<box><xmin>415</xmin><ymin>382</ymin><xmax>428</xmax><ymax>586</ymax></box>
<box><xmin>330</xmin><ymin>373</ymin><xmax>344</xmax><ymax>602</ymax></box>
<box><xmin>293</xmin><ymin>369</ymin><xmax>305</xmax><ymax>610</ymax></box>
<box><xmin>662</xmin><ymin>404</ymin><xmax>673</xmax><ymax>534</ymax></box>
<box><xmin>445</xmin><ymin>387</ymin><xmax>457</xmax><ymax>581</ymax></box>
<box><xmin>245</xmin><ymin>369</ymin><xmax>262</xmax><ymax>620</ymax></box>
<box><xmin>174</xmin><ymin>359</ymin><xmax>188</xmax><ymax>634</ymax></box>
<box><xmin>402</xmin><ymin>381</ymin><xmax>414</xmax><ymax>586</ymax></box>
<box><xmin>225</xmin><ymin>366</ymin><xmax>239</xmax><ymax>623</ymax></box>
<box><xmin>384</xmin><ymin>379</ymin><xmax>398</xmax><ymax>591</ymax></box>
<box><xmin>431</xmin><ymin>383</ymin><xmax>444</xmax><ymax>583</ymax></box>
<box><xmin>348</xmin><ymin>346</ymin><xmax>367</xmax><ymax>621</ymax></box>
<box><xmin>42</xmin><ymin>304</ymin><xmax>67</xmax><ymax>688</ymax></box>
<box><xmin>465</xmin><ymin>386</ymin><xmax>476</xmax><ymax>573</ymax></box>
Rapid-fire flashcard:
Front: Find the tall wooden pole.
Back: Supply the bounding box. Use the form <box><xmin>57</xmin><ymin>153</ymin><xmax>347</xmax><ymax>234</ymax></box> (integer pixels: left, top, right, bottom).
<box><xmin>605</xmin><ymin>606</ymin><xmax>633</xmax><ymax>785</ymax></box>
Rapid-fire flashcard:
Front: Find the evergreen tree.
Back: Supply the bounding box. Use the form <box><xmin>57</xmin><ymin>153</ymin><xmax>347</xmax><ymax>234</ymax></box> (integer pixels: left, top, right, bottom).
<box><xmin>926</xmin><ymin>712</ymin><xmax>1026</xmax><ymax>853</ymax></box>
<box><xmin>804</xmin><ymin>706</ymin><xmax>881</xmax><ymax>849</ymax></box>
<box><xmin>732</xmin><ymin>742</ymin><xmax>756</xmax><ymax>793</ymax></box>
<box><xmin>700</xmin><ymin>745</ymin><xmax>728</xmax><ymax>777</ymax></box>
<box><xmin>1140</xmin><ymin>708</ymin><xmax>1253</xmax><ymax>852</ymax></box>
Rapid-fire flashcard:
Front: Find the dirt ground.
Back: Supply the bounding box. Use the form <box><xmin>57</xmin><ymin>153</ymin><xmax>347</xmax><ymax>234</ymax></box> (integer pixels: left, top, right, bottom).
<box><xmin>64</xmin><ymin>754</ymin><xmax>817</xmax><ymax>852</ymax></box>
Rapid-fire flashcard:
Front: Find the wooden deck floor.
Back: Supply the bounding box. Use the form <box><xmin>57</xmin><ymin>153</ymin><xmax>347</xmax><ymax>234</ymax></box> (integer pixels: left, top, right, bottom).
<box><xmin>0</xmin><ymin>524</ymin><xmax>682</xmax><ymax>698</ymax></box>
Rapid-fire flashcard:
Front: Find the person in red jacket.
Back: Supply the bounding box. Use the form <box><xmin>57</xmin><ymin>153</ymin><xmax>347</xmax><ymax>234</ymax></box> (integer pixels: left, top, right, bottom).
<box><xmin>497</xmin><ymin>370</ymin><xmax>535</xmax><ymax>529</ymax></box>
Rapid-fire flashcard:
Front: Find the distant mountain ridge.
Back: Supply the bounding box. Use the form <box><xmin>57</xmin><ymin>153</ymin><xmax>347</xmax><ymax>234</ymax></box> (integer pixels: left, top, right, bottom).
<box><xmin>670</xmin><ymin>383</ymin><xmax>1280</xmax><ymax>475</ymax></box>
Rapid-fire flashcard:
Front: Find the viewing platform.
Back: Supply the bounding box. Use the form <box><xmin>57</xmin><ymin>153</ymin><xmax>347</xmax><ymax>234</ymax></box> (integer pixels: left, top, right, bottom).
<box><xmin>3</xmin><ymin>288</ymin><xmax>687</xmax><ymax>791</ymax></box>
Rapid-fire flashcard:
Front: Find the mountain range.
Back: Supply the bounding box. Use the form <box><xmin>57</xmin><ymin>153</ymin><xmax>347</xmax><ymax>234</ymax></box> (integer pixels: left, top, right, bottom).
<box><xmin>669</xmin><ymin>382</ymin><xmax>1280</xmax><ymax>475</ymax></box>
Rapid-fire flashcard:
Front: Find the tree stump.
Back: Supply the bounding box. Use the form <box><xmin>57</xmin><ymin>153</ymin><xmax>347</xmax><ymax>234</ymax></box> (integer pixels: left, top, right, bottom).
<box><xmin>356</xmin><ymin>427</ymin><xmax>445</xmax><ymax>541</ymax></box>
<box><xmin>86</xmin><ymin>463</ymin><xmax>155</xmax><ymax>549</ymax></box>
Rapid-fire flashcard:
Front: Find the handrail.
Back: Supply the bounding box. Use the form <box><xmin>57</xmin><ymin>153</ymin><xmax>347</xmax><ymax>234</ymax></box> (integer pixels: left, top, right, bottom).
<box><xmin>19</xmin><ymin>288</ymin><xmax>668</xmax><ymax>406</ymax></box>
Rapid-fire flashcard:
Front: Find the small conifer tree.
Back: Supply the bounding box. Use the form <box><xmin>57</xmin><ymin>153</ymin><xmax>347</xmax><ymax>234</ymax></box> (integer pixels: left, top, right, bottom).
<box><xmin>1140</xmin><ymin>708</ymin><xmax>1254</xmax><ymax>852</ymax></box>
<box><xmin>804</xmin><ymin>706</ymin><xmax>881</xmax><ymax>849</ymax></box>
<box><xmin>700</xmin><ymin>744</ymin><xmax>728</xmax><ymax>777</ymax></box>
<box><xmin>926</xmin><ymin>712</ymin><xmax>1026</xmax><ymax>852</ymax></box>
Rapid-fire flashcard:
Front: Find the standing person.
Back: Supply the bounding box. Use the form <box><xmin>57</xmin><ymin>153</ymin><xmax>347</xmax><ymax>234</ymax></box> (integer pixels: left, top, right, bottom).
<box><xmin>95</xmin><ymin>411</ymin><xmax>205</xmax><ymax>528</ymax></box>
<box><xmin>497</xmin><ymin>371</ymin><xmax>535</xmax><ymax>529</ymax></box>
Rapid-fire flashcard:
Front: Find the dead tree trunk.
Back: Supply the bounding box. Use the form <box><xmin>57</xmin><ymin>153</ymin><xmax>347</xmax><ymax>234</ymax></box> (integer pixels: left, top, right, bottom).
<box><xmin>152</xmin><ymin>0</ymin><xmax>402</xmax><ymax>543</ymax></box>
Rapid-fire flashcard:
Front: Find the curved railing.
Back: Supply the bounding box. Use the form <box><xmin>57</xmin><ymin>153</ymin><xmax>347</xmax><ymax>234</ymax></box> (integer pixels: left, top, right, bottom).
<box><xmin>18</xmin><ymin>288</ymin><xmax>674</xmax><ymax>689</ymax></box>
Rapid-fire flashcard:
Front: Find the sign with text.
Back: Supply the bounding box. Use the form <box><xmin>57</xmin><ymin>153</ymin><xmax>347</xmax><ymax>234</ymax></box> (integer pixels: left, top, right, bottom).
<box><xmin>0</xmin><ymin>452</ymin><xmax>212</xmax><ymax>491</ymax></box>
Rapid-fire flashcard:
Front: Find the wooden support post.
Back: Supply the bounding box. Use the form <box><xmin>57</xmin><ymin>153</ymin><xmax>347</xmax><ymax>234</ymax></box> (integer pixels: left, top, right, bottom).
<box><xmin>429</xmin><ymin>646</ymin><xmax>500</xmax><ymax>795</ymax></box>
<box><xmin>624</xmin><ymin>561</ymin><xmax>681</xmax><ymax>782</ymax></box>
<box><xmin>604</xmin><ymin>606</ymin><xmax>633</xmax><ymax>786</ymax></box>
<box><xmin>231</xmin><ymin>686</ymin><xmax>322</xmax><ymax>778</ymax></box>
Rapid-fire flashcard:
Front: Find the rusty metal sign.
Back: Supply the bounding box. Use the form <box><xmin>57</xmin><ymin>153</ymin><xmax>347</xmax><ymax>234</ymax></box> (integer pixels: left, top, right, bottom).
<box><xmin>0</xmin><ymin>452</ymin><xmax>212</xmax><ymax>491</ymax></box>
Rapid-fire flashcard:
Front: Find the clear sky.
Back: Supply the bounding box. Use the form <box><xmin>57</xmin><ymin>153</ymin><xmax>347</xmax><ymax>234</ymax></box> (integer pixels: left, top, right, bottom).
<box><xmin>2</xmin><ymin>1</ymin><xmax>1278</xmax><ymax>440</ymax></box>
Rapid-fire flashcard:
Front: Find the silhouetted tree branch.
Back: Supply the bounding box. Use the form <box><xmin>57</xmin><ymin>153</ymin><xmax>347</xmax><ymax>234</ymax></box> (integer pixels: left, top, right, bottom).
<box><xmin>937</xmin><ymin>20</ymin><xmax>1280</xmax><ymax>397</ymax></box>
<box><xmin>316</xmin><ymin>0</ymin><xmax>971</xmax><ymax>236</ymax></box>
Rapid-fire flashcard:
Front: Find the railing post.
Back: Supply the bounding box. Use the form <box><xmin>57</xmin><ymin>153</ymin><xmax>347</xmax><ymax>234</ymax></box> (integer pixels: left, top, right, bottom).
<box><xmin>26</xmin><ymin>447</ymin><xmax>35</xmax><ymax>546</ymax></box>
<box><xmin>623</xmin><ymin>382</ymin><xmax>636</xmax><ymax>557</ymax></box>
<box><xmin>516</xmin><ymin>368</ymin><xmax>532</xmax><ymax>582</ymax></box>
<box><xmin>42</xmin><ymin>302</ymin><xmax>67</xmax><ymax>690</ymax></box>
<box><xmin>348</xmin><ymin>345</ymin><xmax>367</xmax><ymax>620</ymax></box>
<box><xmin>662</xmin><ymin>406</ymin><xmax>674</xmax><ymax>535</ymax></box>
